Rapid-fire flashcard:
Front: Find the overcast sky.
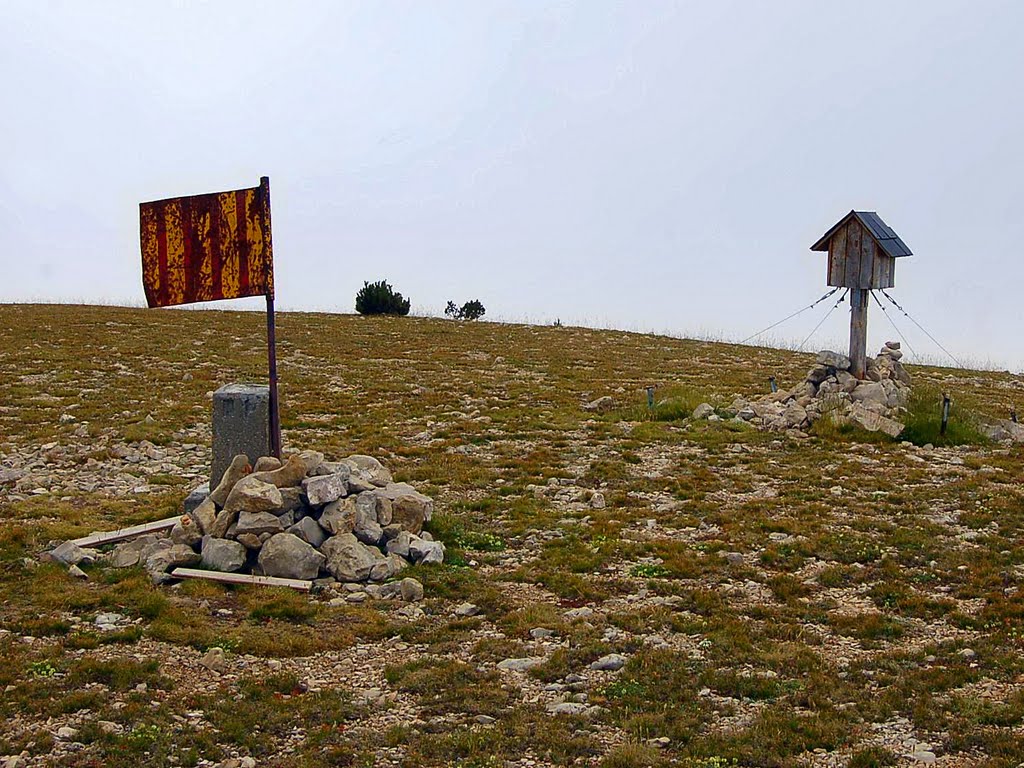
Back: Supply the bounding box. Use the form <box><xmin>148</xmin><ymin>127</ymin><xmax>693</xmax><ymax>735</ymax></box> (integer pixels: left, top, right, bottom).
<box><xmin>2</xmin><ymin>1</ymin><xmax>1022</xmax><ymax>368</ymax></box>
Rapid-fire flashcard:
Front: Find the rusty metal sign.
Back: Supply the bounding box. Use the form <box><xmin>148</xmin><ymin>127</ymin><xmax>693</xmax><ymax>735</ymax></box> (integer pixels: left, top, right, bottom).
<box><xmin>140</xmin><ymin>177</ymin><xmax>273</xmax><ymax>308</ymax></box>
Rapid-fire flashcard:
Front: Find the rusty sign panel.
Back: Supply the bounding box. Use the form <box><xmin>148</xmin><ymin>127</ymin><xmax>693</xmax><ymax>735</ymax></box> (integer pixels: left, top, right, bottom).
<box><xmin>140</xmin><ymin>177</ymin><xmax>273</xmax><ymax>308</ymax></box>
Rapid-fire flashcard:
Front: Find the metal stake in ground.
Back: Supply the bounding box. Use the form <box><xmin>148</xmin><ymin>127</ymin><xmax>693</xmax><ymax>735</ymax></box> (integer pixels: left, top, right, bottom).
<box><xmin>811</xmin><ymin>211</ymin><xmax>913</xmax><ymax>379</ymax></box>
<box><xmin>941</xmin><ymin>393</ymin><xmax>951</xmax><ymax>436</ymax></box>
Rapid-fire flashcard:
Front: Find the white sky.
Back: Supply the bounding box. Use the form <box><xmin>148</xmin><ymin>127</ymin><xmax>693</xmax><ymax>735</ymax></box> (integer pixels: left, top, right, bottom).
<box><xmin>2</xmin><ymin>1</ymin><xmax>1022</xmax><ymax>368</ymax></box>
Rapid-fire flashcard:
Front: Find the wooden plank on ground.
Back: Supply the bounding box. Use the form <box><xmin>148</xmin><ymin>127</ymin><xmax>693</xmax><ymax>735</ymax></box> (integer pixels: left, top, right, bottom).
<box><xmin>70</xmin><ymin>517</ymin><xmax>180</xmax><ymax>548</ymax></box>
<box><xmin>171</xmin><ymin>567</ymin><xmax>313</xmax><ymax>592</ymax></box>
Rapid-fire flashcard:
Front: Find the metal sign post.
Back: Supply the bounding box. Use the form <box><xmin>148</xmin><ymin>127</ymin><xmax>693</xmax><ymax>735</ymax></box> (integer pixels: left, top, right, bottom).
<box><xmin>260</xmin><ymin>176</ymin><xmax>281</xmax><ymax>459</ymax></box>
<box><xmin>140</xmin><ymin>175</ymin><xmax>282</xmax><ymax>461</ymax></box>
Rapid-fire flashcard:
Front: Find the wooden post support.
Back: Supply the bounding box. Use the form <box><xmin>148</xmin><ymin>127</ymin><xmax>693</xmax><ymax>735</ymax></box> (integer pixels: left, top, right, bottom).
<box><xmin>849</xmin><ymin>288</ymin><xmax>869</xmax><ymax>379</ymax></box>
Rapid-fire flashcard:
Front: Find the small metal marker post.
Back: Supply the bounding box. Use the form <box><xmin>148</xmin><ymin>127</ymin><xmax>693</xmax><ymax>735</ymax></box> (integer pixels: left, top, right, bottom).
<box><xmin>1011</xmin><ymin>408</ymin><xmax>1018</xmax><ymax>424</ymax></box>
<box><xmin>645</xmin><ymin>386</ymin><xmax>656</xmax><ymax>411</ymax></box>
<box><xmin>940</xmin><ymin>393</ymin><xmax>951</xmax><ymax>436</ymax></box>
<box><xmin>769</xmin><ymin>376</ymin><xmax>778</xmax><ymax>393</ymax></box>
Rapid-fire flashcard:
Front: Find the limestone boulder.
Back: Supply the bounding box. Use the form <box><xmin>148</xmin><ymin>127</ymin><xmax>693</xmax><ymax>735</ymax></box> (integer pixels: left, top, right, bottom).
<box><xmin>321</xmin><ymin>534</ymin><xmax>377</xmax><ymax>582</ymax></box>
<box><xmin>44</xmin><ymin>541</ymin><xmax>94</xmax><ymax>566</ymax></box>
<box><xmin>235</xmin><ymin>511</ymin><xmax>285</xmax><ymax>537</ymax></box>
<box><xmin>287</xmin><ymin>516</ymin><xmax>327</xmax><ymax>548</ymax></box>
<box><xmin>582</xmin><ymin>396</ymin><xmax>615</xmax><ymax>414</ymax></box>
<box><xmin>848</xmin><ymin>403</ymin><xmax>905</xmax><ymax>438</ymax></box>
<box><xmin>409</xmin><ymin>536</ymin><xmax>445</xmax><ymax>565</ymax></box>
<box><xmin>170</xmin><ymin>518</ymin><xmax>202</xmax><ymax>549</ymax></box>
<box><xmin>816</xmin><ymin>350</ymin><xmax>851</xmax><ymax>370</ymax></box>
<box><xmin>850</xmin><ymin>382</ymin><xmax>888</xmax><ymax>407</ymax></box>
<box><xmin>691</xmin><ymin>403</ymin><xmax>714</xmax><ymax>420</ymax></box>
<box><xmin>252</xmin><ymin>456</ymin><xmax>282</xmax><ymax>472</ymax></box>
<box><xmin>379</xmin><ymin>483</ymin><xmax>433</xmax><ymax>533</ymax></box>
<box><xmin>386</xmin><ymin>530</ymin><xmax>414</xmax><ymax>558</ymax></box>
<box><xmin>237</xmin><ymin>533</ymin><xmax>263</xmax><ymax>550</ymax></box>
<box><xmin>303</xmin><ymin>471</ymin><xmax>350</xmax><ymax>506</ymax></box>
<box><xmin>319</xmin><ymin>497</ymin><xmax>356</xmax><ymax>535</ymax></box>
<box><xmin>209</xmin><ymin>455</ymin><xmax>251</xmax><ymax>507</ymax></box>
<box><xmin>353</xmin><ymin>493</ymin><xmax>384</xmax><ymax>545</ymax></box>
<box><xmin>342</xmin><ymin>454</ymin><xmax>393</xmax><ymax>488</ymax></box>
<box><xmin>250</xmin><ymin>454</ymin><xmax>308</xmax><ymax>488</ymax></box>
<box><xmin>144</xmin><ymin>543</ymin><xmax>200</xmax><ymax>582</ymax></box>
<box><xmin>223</xmin><ymin>476</ymin><xmax>283</xmax><ymax>515</ymax></box>
<box><xmin>258</xmin><ymin>533</ymin><xmax>325</xmax><ymax>580</ymax></box>
<box><xmin>200</xmin><ymin>537</ymin><xmax>247</xmax><ymax>573</ymax></box>
<box><xmin>190</xmin><ymin>497</ymin><xmax>217</xmax><ymax>535</ymax></box>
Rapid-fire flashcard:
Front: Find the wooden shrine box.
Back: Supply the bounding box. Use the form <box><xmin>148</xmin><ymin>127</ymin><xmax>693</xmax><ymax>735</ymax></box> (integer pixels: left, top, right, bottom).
<box><xmin>810</xmin><ymin>211</ymin><xmax>912</xmax><ymax>289</ymax></box>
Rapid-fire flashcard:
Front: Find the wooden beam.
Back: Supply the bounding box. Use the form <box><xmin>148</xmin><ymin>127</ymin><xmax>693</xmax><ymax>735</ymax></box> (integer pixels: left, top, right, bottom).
<box><xmin>170</xmin><ymin>567</ymin><xmax>313</xmax><ymax>592</ymax></box>
<box><xmin>849</xmin><ymin>288</ymin><xmax>869</xmax><ymax>379</ymax></box>
<box><xmin>70</xmin><ymin>517</ymin><xmax>180</xmax><ymax>548</ymax></box>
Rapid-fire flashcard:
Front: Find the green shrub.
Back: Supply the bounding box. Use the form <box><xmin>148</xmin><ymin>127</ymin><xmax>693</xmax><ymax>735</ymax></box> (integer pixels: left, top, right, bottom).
<box><xmin>900</xmin><ymin>384</ymin><xmax>988</xmax><ymax>447</ymax></box>
<box><xmin>445</xmin><ymin>299</ymin><xmax>486</xmax><ymax>321</ymax></box>
<box><xmin>355</xmin><ymin>280</ymin><xmax>410</xmax><ymax>316</ymax></box>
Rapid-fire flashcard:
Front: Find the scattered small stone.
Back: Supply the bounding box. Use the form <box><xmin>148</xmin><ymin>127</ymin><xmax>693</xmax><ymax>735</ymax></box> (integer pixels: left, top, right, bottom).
<box><xmin>582</xmin><ymin>396</ymin><xmax>616</xmax><ymax>414</ymax></box>
<box><xmin>497</xmin><ymin>657</ymin><xmax>546</xmax><ymax>672</ymax></box>
<box><xmin>67</xmin><ymin>564</ymin><xmax>88</xmax><ymax>579</ymax></box>
<box><xmin>546</xmin><ymin>701</ymin><xmax>588</xmax><ymax>716</ymax></box>
<box><xmin>692</xmin><ymin>403</ymin><xmax>714</xmax><ymax>419</ymax></box>
<box><xmin>43</xmin><ymin>541</ymin><xmax>94</xmax><ymax>566</ymax></box>
<box><xmin>399</xmin><ymin>577</ymin><xmax>424</xmax><ymax>602</ymax></box>
<box><xmin>590</xmin><ymin>653</ymin><xmax>627</xmax><ymax>671</ymax></box>
<box><xmin>563</xmin><ymin>607</ymin><xmax>594</xmax><ymax>620</ymax></box>
<box><xmin>200</xmin><ymin>647</ymin><xmax>229</xmax><ymax>674</ymax></box>
<box><xmin>454</xmin><ymin>602</ymin><xmax>481</xmax><ymax>617</ymax></box>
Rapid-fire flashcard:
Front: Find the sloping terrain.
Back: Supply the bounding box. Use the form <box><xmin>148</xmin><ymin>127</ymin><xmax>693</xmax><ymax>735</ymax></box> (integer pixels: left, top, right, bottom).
<box><xmin>1</xmin><ymin>304</ymin><xmax>1023</xmax><ymax>768</ymax></box>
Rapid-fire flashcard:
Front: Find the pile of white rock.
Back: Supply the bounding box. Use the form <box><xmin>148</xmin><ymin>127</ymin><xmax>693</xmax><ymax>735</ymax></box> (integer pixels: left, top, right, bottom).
<box><xmin>723</xmin><ymin>343</ymin><xmax>912</xmax><ymax>437</ymax></box>
<box><xmin>91</xmin><ymin>451</ymin><xmax>441</xmax><ymax>585</ymax></box>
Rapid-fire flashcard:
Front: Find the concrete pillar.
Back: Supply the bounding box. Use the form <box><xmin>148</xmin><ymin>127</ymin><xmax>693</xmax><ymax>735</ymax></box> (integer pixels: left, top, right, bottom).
<box><xmin>211</xmin><ymin>383</ymin><xmax>270</xmax><ymax>488</ymax></box>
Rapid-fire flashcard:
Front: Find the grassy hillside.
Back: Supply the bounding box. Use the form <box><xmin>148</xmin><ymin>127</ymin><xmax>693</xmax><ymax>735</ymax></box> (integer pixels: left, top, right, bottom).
<box><xmin>1</xmin><ymin>304</ymin><xmax>1023</xmax><ymax>767</ymax></box>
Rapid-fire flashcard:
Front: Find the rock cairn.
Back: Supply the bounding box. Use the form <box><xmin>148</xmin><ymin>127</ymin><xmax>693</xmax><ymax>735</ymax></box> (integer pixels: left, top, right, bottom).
<box><xmin>725</xmin><ymin>343</ymin><xmax>912</xmax><ymax>437</ymax></box>
<box><xmin>73</xmin><ymin>451</ymin><xmax>443</xmax><ymax>585</ymax></box>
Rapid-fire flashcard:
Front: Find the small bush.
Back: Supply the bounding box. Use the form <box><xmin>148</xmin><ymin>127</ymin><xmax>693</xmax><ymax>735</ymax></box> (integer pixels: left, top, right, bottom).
<box><xmin>355</xmin><ymin>280</ymin><xmax>410</xmax><ymax>316</ymax></box>
<box><xmin>900</xmin><ymin>384</ymin><xmax>988</xmax><ymax>447</ymax></box>
<box><xmin>444</xmin><ymin>299</ymin><xmax>486</xmax><ymax>321</ymax></box>
<box><xmin>621</xmin><ymin>384</ymin><xmax>706</xmax><ymax>422</ymax></box>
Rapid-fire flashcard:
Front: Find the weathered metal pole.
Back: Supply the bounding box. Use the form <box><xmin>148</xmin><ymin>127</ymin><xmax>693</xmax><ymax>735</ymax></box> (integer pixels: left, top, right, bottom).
<box><xmin>849</xmin><ymin>288</ymin><xmax>869</xmax><ymax>379</ymax></box>
<box><xmin>266</xmin><ymin>293</ymin><xmax>281</xmax><ymax>459</ymax></box>
<box><xmin>261</xmin><ymin>176</ymin><xmax>281</xmax><ymax>459</ymax></box>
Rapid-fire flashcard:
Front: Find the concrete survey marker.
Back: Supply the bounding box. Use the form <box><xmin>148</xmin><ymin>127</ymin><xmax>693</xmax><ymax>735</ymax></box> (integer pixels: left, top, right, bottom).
<box><xmin>211</xmin><ymin>383</ymin><xmax>270</xmax><ymax>488</ymax></box>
